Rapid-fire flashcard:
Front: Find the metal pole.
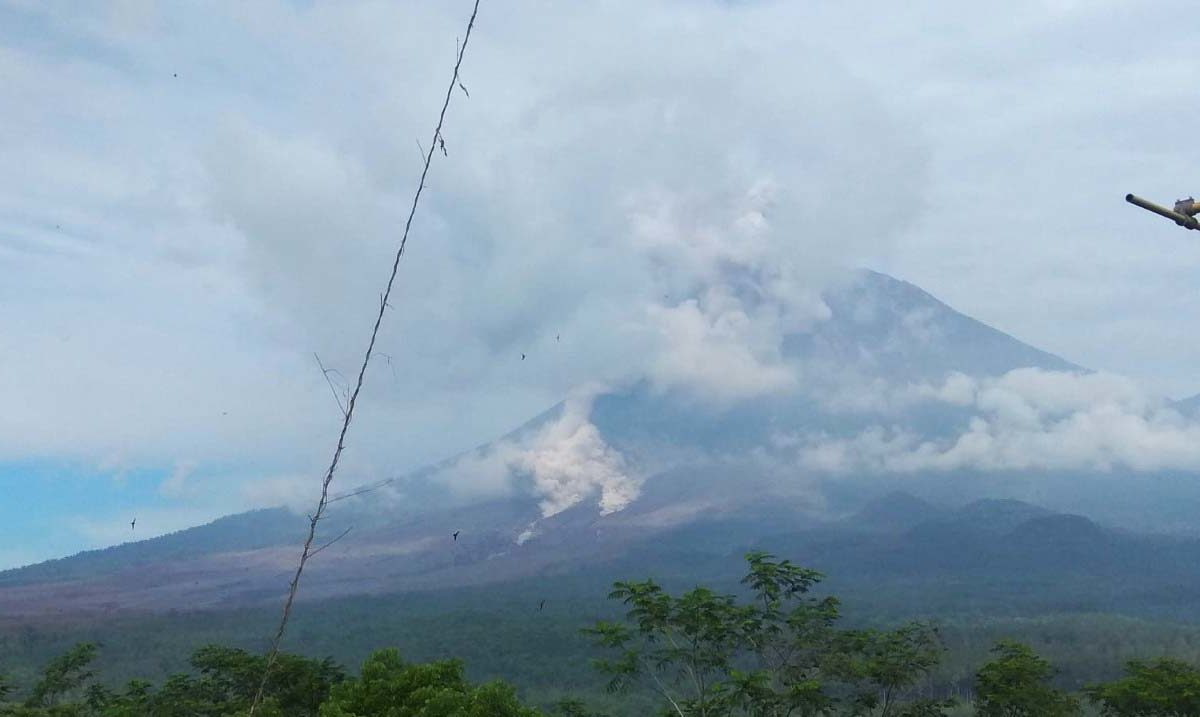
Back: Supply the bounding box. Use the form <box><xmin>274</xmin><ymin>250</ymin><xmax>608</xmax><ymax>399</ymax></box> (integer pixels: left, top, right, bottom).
<box><xmin>1126</xmin><ymin>193</ymin><xmax>1200</xmax><ymax>230</ymax></box>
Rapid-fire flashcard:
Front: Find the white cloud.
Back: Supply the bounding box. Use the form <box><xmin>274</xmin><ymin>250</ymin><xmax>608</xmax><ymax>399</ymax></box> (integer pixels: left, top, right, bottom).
<box><xmin>157</xmin><ymin>460</ymin><xmax>197</xmax><ymax>499</ymax></box>
<box><xmin>0</xmin><ymin>0</ymin><xmax>926</xmax><ymax>502</ymax></box>
<box><xmin>800</xmin><ymin>369</ymin><xmax>1200</xmax><ymax>474</ymax></box>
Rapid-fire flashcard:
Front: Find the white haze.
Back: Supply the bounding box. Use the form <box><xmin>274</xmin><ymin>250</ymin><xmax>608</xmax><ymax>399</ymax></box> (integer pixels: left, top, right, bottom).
<box><xmin>0</xmin><ymin>0</ymin><xmax>926</xmax><ymax>512</ymax></box>
<box><xmin>799</xmin><ymin>369</ymin><xmax>1200</xmax><ymax>474</ymax></box>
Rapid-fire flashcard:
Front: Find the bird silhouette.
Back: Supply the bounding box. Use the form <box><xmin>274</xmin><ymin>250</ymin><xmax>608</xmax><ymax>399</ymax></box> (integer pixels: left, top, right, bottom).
<box><xmin>521</xmin><ymin>353</ymin><xmax>526</xmax><ymax>361</ymax></box>
<box><xmin>452</xmin><ymin>530</ymin><xmax>460</xmax><ymax>541</ymax></box>
<box><xmin>130</xmin><ymin>519</ymin><xmax>136</xmax><ymax>530</ymax></box>
<box><xmin>538</xmin><ymin>599</ymin><xmax>546</xmax><ymax>611</ymax></box>
<box><xmin>555</xmin><ymin>334</ymin><xmax>560</xmax><ymax>342</ymax></box>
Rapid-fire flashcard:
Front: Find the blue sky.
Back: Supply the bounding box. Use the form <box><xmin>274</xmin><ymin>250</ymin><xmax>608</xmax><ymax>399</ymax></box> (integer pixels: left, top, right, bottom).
<box><xmin>3</xmin><ymin>0</ymin><xmax>1200</xmax><ymax>568</ymax></box>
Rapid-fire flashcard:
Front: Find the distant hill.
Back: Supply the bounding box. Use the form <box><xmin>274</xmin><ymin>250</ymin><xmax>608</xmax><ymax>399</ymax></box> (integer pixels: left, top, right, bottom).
<box><xmin>925</xmin><ymin>498</ymin><xmax>1055</xmax><ymax>536</ymax></box>
<box><xmin>842</xmin><ymin>491</ymin><xmax>947</xmax><ymax>533</ymax></box>
<box><xmin>0</xmin><ymin>509</ymin><xmax>308</xmax><ymax>588</ymax></box>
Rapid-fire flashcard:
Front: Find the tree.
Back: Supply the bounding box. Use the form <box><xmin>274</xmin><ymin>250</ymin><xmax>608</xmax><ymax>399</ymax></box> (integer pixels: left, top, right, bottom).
<box><xmin>834</xmin><ymin>624</ymin><xmax>951</xmax><ymax>717</ymax></box>
<box><xmin>586</xmin><ymin>551</ymin><xmax>951</xmax><ymax>717</ymax></box>
<box><xmin>185</xmin><ymin>644</ymin><xmax>343</xmax><ymax>716</ymax></box>
<box><xmin>23</xmin><ymin>642</ymin><xmax>98</xmax><ymax>710</ymax></box>
<box><xmin>974</xmin><ymin>641</ymin><xmax>1080</xmax><ymax>717</ymax></box>
<box><xmin>319</xmin><ymin>648</ymin><xmax>544</xmax><ymax>717</ymax></box>
<box><xmin>1085</xmin><ymin>658</ymin><xmax>1200</xmax><ymax>716</ymax></box>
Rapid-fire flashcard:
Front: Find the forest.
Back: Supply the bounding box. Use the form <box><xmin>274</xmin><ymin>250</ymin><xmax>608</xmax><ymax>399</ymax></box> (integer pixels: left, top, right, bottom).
<box><xmin>2</xmin><ymin>553</ymin><xmax>1199</xmax><ymax>716</ymax></box>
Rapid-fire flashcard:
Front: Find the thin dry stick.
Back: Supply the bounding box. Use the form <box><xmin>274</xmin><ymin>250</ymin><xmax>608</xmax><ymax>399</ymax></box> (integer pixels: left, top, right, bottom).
<box><xmin>308</xmin><ymin>526</ymin><xmax>353</xmax><ymax>559</ymax></box>
<box><xmin>247</xmin><ymin>2</ymin><xmax>483</xmax><ymax>712</ymax></box>
<box><xmin>327</xmin><ymin>476</ymin><xmax>398</xmax><ymax>504</ymax></box>
<box><xmin>313</xmin><ymin>352</ymin><xmax>348</xmax><ymax>416</ymax></box>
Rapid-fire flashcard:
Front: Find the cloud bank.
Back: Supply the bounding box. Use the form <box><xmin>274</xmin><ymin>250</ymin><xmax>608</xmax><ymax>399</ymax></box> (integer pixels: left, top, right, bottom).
<box><xmin>800</xmin><ymin>369</ymin><xmax>1200</xmax><ymax>474</ymax></box>
<box><xmin>0</xmin><ymin>0</ymin><xmax>926</xmax><ymax>499</ymax></box>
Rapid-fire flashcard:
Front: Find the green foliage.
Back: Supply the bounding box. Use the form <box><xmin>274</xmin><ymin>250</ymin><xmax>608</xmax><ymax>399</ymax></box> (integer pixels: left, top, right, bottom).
<box><xmin>23</xmin><ymin>642</ymin><xmax>97</xmax><ymax>710</ymax></box>
<box><xmin>319</xmin><ymin>648</ymin><xmax>543</xmax><ymax>716</ymax></box>
<box><xmin>549</xmin><ymin>697</ymin><xmax>610</xmax><ymax>717</ymax></box>
<box><xmin>10</xmin><ymin>556</ymin><xmax>1200</xmax><ymax>716</ymax></box>
<box><xmin>974</xmin><ymin>641</ymin><xmax>1080</xmax><ymax>717</ymax></box>
<box><xmin>1084</xmin><ymin>658</ymin><xmax>1200</xmax><ymax>716</ymax></box>
<box><xmin>0</xmin><ymin>642</ymin><xmax>341</xmax><ymax>717</ymax></box>
<box><xmin>833</xmin><ymin>624</ymin><xmax>951</xmax><ymax>716</ymax></box>
<box><xmin>586</xmin><ymin>551</ymin><xmax>950</xmax><ymax>716</ymax></box>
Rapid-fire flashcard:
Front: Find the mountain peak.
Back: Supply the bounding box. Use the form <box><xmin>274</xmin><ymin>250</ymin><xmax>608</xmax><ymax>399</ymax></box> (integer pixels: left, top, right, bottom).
<box><xmin>791</xmin><ymin>270</ymin><xmax>1082</xmax><ymax>381</ymax></box>
<box><xmin>845</xmin><ymin>491</ymin><xmax>945</xmax><ymax>533</ymax></box>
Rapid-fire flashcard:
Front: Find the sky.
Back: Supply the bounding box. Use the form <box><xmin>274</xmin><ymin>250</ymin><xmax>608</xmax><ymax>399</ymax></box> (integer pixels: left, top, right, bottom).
<box><xmin>2</xmin><ymin>0</ymin><xmax>1199</xmax><ymax>569</ymax></box>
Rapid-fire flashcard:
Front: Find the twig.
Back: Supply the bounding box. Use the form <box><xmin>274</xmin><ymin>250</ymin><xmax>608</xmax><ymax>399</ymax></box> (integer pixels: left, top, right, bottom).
<box><xmin>327</xmin><ymin>476</ymin><xmax>398</xmax><ymax>504</ymax></box>
<box><xmin>308</xmin><ymin>526</ymin><xmax>352</xmax><ymax>558</ymax></box>
<box><xmin>247</xmin><ymin>1</ymin><xmax>484</xmax><ymax>713</ymax></box>
<box><xmin>378</xmin><ymin>352</ymin><xmax>399</xmax><ymax>383</ymax></box>
<box><xmin>313</xmin><ymin>353</ymin><xmax>348</xmax><ymax>416</ymax></box>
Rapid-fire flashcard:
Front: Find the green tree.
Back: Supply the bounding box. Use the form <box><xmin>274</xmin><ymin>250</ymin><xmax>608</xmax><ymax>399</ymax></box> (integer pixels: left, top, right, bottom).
<box><xmin>319</xmin><ymin>648</ymin><xmax>543</xmax><ymax>717</ymax></box>
<box><xmin>834</xmin><ymin>624</ymin><xmax>951</xmax><ymax>717</ymax></box>
<box><xmin>23</xmin><ymin>642</ymin><xmax>98</xmax><ymax>710</ymax></box>
<box><xmin>1084</xmin><ymin>658</ymin><xmax>1200</xmax><ymax>716</ymax></box>
<box><xmin>586</xmin><ymin>551</ymin><xmax>950</xmax><ymax>717</ymax></box>
<box><xmin>974</xmin><ymin>641</ymin><xmax>1080</xmax><ymax>717</ymax></box>
<box><xmin>1</xmin><ymin>641</ymin><xmax>340</xmax><ymax>717</ymax></box>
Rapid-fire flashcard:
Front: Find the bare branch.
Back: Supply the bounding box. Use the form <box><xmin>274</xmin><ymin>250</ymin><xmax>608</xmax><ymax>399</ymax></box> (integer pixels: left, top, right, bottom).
<box><xmin>313</xmin><ymin>353</ymin><xmax>348</xmax><ymax>416</ymax></box>
<box><xmin>327</xmin><ymin>476</ymin><xmax>398</xmax><ymax>504</ymax></box>
<box><xmin>247</xmin><ymin>2</ymin><xmax>485</xmax><ymax>713</ymax></box>
<box><xmin>640</xmin><ymin>656</ymin><xmax>687</xmax><ymax>717</ymax></box>
<box><xmin>308</xmin><ymin>526</ymin><xmax>353</xmax><ymax>559</ymax></box>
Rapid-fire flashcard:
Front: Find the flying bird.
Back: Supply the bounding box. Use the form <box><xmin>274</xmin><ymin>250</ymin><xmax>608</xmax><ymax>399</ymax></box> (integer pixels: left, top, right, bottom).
<box><xmin>130</xmin><ymin>519</ymin><xmax>136</xmax><ymax>531</ymax></box>
<box><xmin>521</xmin><ymin>353</ymin><xmax>526</xmax><ymax>361</ymax></box>
<box><xmin>555</xmin><ymin>334</ymin><xmax>560</xmax><ymax>342</ymax></box>
<box><xmin>453</xmin><ymin>530</ymin><xmax>460</xmax><ymax>541</ymax></box>
<box><xmin>538</xmin><ymin>599</ymin><xmax>546</xmax><ymax>611</ymax></box>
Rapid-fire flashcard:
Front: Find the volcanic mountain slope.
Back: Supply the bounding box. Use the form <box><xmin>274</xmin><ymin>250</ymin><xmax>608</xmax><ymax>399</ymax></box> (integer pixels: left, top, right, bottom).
<box><xmin>4</xmin><ymin>269</ymin><xmax>1190</xmax><ymax>619</ymax></box>
<box><xmin>6</xmin><ymin>489</ymin><xmax>1200</xmax><ymax>622</ymax></box>
<box><xmin>1177</xmin><ymin>393</ymin><xmax>1200</xmax><ymax>416</ymax></box>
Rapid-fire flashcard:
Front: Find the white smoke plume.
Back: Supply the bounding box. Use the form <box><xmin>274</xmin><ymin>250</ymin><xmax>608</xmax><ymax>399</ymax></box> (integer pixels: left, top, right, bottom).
<box><xmin>436</xmin><ymin>391</ymin><xmax>640</xmax><ymax>518</ymax></box>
